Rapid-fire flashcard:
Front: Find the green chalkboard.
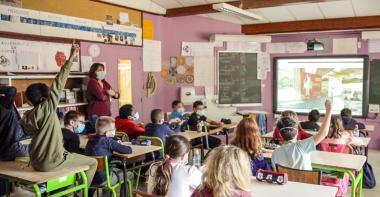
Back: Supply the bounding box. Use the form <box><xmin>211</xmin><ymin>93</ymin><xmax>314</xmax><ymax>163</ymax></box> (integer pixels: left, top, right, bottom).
<box><xmin>369</xmin><ymin>59</ymin><xmax>380</xmax><ymax>104</ymax></box>
<box><xmin>218</xmin><ymin>52</ymin><xmax>261</xmax><ymax>104</ymax></box>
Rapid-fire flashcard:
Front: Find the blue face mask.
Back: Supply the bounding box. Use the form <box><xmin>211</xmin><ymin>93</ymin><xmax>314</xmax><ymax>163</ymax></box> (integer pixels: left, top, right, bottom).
<box><xmin>176</xmin><ymin>107</ymin><xmax>185</xmax><ymax>115</ymax></box>
<box><xmin>74</xmin><ymin>122</ymin><xmax>85</xmax><ymax>134</ymax></box>
<box><xmin>196</xmin><ymin>110</ymin><xmax>205</xmax><ymax>116</ymax></box>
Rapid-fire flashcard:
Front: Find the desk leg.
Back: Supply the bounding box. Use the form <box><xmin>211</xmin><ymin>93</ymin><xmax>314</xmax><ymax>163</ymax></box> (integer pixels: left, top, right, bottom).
<box><xmin>122</xmin><ymin>160</ymin><xmax>129</xmax><ymax>197</ymax></box>
<box><xmin>226</xmin><ymin>132</ymin><xmax>229</xmax><ymax>144</ymax></box>
<box><xmin>5</xmin><ymin>181</ymin><xmax>11</xmax><ymax>197</ymax></box>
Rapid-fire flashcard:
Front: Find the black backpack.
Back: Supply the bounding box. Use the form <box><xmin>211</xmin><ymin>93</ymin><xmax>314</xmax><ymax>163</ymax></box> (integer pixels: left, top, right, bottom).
<box><xmin>363</xmin><ymin>162</ymin><xmax>376</xmax><ymax>189</ymax></box>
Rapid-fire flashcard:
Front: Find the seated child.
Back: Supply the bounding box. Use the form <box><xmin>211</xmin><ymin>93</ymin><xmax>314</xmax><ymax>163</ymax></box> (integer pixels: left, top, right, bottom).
<box><xmin>191</xmin><ymin>145</ymin><xmax>252</xmax><ymax>197</ymax></box>
<box><xmin>0</xmin><ymin>86</ymin><xmax>28</xmax><ymax>161</ymax></box>
<box><xmin>148</xmin><ymin>135</ymin><xmax>202</xmax><ymax>197</ymax></box>
<box><xmin>273</xmin><ymin>110</ymin><xmax>312</xmax><ymax>142</ymax></box>
<box><xmin>232</xmin><ymin>118</ymin><xmax>271</xmax><ymax>176</ymax></box>
<box><xmin>300</xmin><ymin>109</ymin><xmax>321</xmax><ymax>131</ymax></box>
<box><xmin>62</xmin><ymin>111</ymin><xmax>85</xmax><ymax>154</ymax></box>
<box><xmin>85</xmin><ymin>116</ymin><xmax>132</xmax><ymax>187</ymax></box>
<box><xmin>271</xmin><ymin>100</ymin><xmax>332</xmax><ymax>170</ymax></box>
<box><xmin>321</xmin><ymin>116</ymin><xmax>363</xmax><ymax>149</ymax></box>
<box><xmin>145</xmin><ymin>109</ymin><xmax>176</xmax><ymax>159</ymax></box>
<box><xmin>188</xmin><ymin>100</ymin><xmax>222</xmax><ymax>148</ymax></box>
<box><xmin>20</xmin><ymin>42</ymin><xmax>97</xmax><ymax>185</ymax></box>
<box><xmin>115</xmin><ymin>104</ymin><xmax>145</xmax><ymax>139</ymax></box>
<box><xmin>168</xmin><ymin>100</ymin><xmax>188</xmax><ymax>131</ymax></box>
<box><xmin>340</xmin><ymin>108</ymin><xmax>365</xmax><ymax>130</ymax></box>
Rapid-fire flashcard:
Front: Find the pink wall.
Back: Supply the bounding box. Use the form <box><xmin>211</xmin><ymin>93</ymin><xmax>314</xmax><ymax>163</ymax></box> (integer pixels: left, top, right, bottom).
<box><xmin>80</xmin><ymin>14</ymin><xmax>240</xmax><ymax>123</ymax></box>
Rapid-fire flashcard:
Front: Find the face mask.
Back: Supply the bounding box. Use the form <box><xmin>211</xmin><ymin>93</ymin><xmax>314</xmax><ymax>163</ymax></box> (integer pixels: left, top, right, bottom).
<box><xmin>176</xmin><ymin>107</ymin><xmax>185</xmax><ymax>114</ymax></box>
<box><xmin>196</xmin><ymin>110</ymin><xmax>205</xmax><ymax>116</ymax></box>
<box><xmin>133</xmin><ymin>112</ymin><xmax>140</xmax><ymax>121</ymax></box>
<box><xmin>96</xmin><ymin>71</ymin><xmax>106</xmax><ymax>80</ymax></box>
<box><xmin>74</xmin><ymin>122</ymin><xmax>85</xmax><ymax>134</ymax></box>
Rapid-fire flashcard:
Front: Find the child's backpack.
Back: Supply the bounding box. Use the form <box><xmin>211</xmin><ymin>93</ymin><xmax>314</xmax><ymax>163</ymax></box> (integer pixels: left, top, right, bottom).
<box><xmin>363</xmin><ymin>162</ymin><xmax>376</xmax><ymax>189</ymax></box>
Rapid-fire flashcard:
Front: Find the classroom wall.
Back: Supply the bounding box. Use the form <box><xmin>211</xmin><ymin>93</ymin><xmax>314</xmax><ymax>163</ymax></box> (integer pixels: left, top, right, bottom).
<box><xmin>241</xmin><ymin>31</ymin><xmax>380</xmax><ymax>149</ymax></box>
<box><xmin>79</xmin><ymin>14</ymin><xmax>241</xmax><ymax>122</ymax></box>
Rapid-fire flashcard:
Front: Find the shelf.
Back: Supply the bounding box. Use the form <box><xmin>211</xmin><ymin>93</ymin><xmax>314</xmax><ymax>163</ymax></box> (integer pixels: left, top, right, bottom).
<box><xmin>17</xmin><ymin>102</ymin><xmax>88</xmax><ymax>111</ymax></box>
<box><xmin>0</xmin><ymin>74</ymin><xmax>88</xmax><ymax>79</ymax></box>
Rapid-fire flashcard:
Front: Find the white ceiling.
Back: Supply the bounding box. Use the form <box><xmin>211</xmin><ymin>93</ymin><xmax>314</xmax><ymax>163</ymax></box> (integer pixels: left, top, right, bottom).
<box><xmin>151</xmin><ymin>0</ymin><xmax>380</xmax><ymax>25</ymax></box>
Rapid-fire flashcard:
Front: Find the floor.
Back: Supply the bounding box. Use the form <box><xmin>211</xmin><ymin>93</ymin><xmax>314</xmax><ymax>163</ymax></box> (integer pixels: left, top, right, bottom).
<box><xmin>7</xmin><ymin>149</ymin><xmax>380</xmax><ymax>197</ymax></box>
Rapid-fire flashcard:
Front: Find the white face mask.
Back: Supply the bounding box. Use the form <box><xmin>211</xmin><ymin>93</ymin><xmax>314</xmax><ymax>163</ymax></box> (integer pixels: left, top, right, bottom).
<box><xmin>133</xmin><ymin>112</ymin><xmax>140</xmax><ymax>121</ymax></box>
<box><xmin>96</xmin><ymin>71</ymin><xmax>106</xmax><ymax>80</ymax></box>
<box><xmin>176</xmin><ymin>107</ymin><xmax>185</xmax><ymax>114</ymax></box>
<box><xmin>196</xmin><ymin>110</ymin><xmax>205</xmax><ymax>116</ymax></box>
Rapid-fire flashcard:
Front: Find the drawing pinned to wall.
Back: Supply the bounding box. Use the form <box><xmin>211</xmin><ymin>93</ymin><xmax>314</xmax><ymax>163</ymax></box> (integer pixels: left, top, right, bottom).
<box><xmin>160</xmin><ymin>56</ymin><xmax>194</xmax><ymax>85</ymax></box>
<box><xmin>0</xmin><ymin>38</ymin><xmax>80</xmax><ymax>73</ymax></box>
<box><xmin>146</xmin><ymin>72</ymin><xmax>157</xmax><ymax>97</ymax></box>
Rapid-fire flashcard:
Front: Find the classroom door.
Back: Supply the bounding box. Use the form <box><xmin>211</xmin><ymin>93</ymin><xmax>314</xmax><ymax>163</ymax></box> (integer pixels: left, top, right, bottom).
<box><xmin>118</xmin><ymin>59</ymin><xmax>132</xmax><ymax>107</ymax></box>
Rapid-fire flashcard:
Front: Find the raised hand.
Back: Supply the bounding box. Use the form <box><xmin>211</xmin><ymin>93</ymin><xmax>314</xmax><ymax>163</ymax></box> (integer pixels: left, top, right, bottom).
<box><xmin>325</xmin><ymin>100</ymin><xmax>332</xmax><ymax>112</ymax></box>
<box><xmin>69</xmin><ymin>40</ymin><xmax>80</xmax><ymax>61</ymax></box>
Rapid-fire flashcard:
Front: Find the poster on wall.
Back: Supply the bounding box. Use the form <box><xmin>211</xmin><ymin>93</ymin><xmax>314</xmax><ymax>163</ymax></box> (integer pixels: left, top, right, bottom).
<box><xmin>0</xmin><ymin>38</ymin><xmax>80</xmax><ymax>73</ymax></box>
<box><xmin>160</xmin><ymin>56</ymin><xmax>194</xmax><ymax>85</ymax></box>
<box><xmin>0</xmin><ymin>4</ymin><xmax>142</xmax><ymax>46</ymax></box>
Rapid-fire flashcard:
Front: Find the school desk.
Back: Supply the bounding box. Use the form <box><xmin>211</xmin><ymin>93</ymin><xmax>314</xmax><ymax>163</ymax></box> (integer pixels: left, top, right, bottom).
<box><xmin>250</xmin><ymin>177</ymin><xmax>338</xmax><ymax>197</ymax></box>
<box><xmin>114</xmin><ymin>142</ymin><xmax>162</xmax><ymax>197</ymax></box>
<box><xmin>178</xmin><ymin>130</ymin><xmax>208</xmax><ymax>160</ymax></box>
<box><xmin>263</xmin><ymin>151</ymin><xmax>366</xmax><ymax>197</ymax></box>
<box><xmin>0</xmin><ymin>161</ymin><xmax>89</xmax><ymax>197</ymax></box>
<box><xmin>207</xmin><ymin>122</ymin><xmax>238</xmax><ymax>144</ymax></box>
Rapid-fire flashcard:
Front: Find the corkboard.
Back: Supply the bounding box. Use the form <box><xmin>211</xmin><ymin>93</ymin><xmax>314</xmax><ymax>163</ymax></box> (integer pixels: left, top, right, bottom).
<box><xmin>21</xmin><ymin>0</ymin><xmax>142</xmax><ymax>27</ymax></box>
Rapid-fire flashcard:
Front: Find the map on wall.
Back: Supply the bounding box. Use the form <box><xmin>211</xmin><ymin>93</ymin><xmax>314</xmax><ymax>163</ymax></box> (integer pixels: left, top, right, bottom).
<box><xmin>0</xmin><ymin>38</ymin><xmax>80</xmax><ymax>73</ymax></box>
<box><xmin>160</xmin><ymin>56</ymin><xmax>194</xmax><ymax>85</ymax></box>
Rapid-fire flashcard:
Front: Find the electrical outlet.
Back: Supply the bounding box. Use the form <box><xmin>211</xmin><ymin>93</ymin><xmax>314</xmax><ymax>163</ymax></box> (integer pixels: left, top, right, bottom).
<box><xmin>369</xmin><ymin>104</ymin><xmax>380</xmax><ymax>113</ymax></box>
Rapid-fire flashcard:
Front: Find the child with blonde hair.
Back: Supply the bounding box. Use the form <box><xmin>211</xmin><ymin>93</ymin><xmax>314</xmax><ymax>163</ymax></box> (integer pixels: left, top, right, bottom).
<box><xmin>192</xmin><ymin>145</ymin><xmax>252</xmax><ymax>197</ymax></box>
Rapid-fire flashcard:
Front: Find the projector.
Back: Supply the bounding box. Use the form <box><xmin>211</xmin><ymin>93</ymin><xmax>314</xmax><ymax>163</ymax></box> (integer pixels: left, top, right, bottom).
<box><xmin>307</xmin><ymin>39</ymin><xmax>324</xmax><ymax>51</ymax></box>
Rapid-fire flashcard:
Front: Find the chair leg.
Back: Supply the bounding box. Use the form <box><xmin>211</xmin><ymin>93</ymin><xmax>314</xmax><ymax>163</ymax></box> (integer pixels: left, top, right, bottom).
<box><xmin>135</xmin><ymin>168</ymin><xmax>142</xmax><ymax>189</ymax></box>
<box><xmin>96</xmin><ymin>188</ymin><xmax>100</xmax><ymax>197</ymax></box>
<box><xmin>111</xmin><ymin>188</ymin><xmax>117</xmax><ymax>197</ymax></box>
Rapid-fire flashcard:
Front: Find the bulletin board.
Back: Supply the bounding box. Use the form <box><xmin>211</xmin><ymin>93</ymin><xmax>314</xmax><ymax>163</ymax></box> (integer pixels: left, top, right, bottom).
<box><xmin>21</xmin><ymin>0</ymin><xmax>142</xmax><ymax>27</ymax></box>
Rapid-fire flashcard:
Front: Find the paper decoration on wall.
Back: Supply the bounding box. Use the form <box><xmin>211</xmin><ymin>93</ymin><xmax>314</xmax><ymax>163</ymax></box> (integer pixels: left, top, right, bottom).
<box><xmin>368</xmin><ymin>39</ymin><xmax>380</xmax><ymax>53</ymax></box>
<box><xmin>160</xmin><ymin>56</ymin><xmax>194</xmax><ymax>85</ymax></box>
<box><xmin>332</xmin><ymin>38</ymin><xmax>358</xmax><ymax>54</ymax></box>
<box><xmin>143</xmin><ymin>19</ymin><xmax>154</xmax><ymax>40</ymax></box>
<box><xmin>266</xmin><ymin>43</ymin><xmax>286</xmax><ymax>53</ymax></box>
<box><xmin>194</xmin><ymin>56</ymin><xmax>214</xmax><ymax>87</ymax></box>
<box><xmin>257</xmin><ymin>53</ymin><xmax>270</xmax><ymax>80</ymax></box>
<box><xmin>181</xmin><ymin>42</ymin><xmax>215</xmax><ymax>56</ymax></box>
<box><xmin>0</xmin><ymin>5</ymin><xmax>142</xmax><ymax>46</ymax></box>
<box><xmin>146</xmin><ymin>72</ymin><xmax>157</xmax><ymax>97</ymax></box>
<box><xmin>0</xmin><ymin>38</ymin><xmax>80</xmax><ymax>73</ymax></box>
<box><xmin>80</xmin><ymin>56</ymin><xmax>93</xmax><ymax>72</ymax></box>
<box><xmin>226</xmin><ymin>42</ymin><xmax>261</xmax><ymax>52</ymax></box>
<box><xmin>143</xmin><ymin>40</ymin><xmax>162</xmax><ymax>72</ymax></box>
<box><xmin>265</xmin><ymin>42</ymin><xmax>307</xmax><ymax>54</ymax></box>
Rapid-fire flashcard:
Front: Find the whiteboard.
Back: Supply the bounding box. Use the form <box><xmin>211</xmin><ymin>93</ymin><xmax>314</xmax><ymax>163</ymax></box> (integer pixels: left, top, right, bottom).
<box><xmin>0</xmin><ymin>38</ymin><xmax>80</xmax><ymax>73</ymax></box>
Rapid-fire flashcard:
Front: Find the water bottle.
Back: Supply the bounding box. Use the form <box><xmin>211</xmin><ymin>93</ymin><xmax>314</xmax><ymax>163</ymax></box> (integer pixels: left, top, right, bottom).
<box><xmin>193</xmin><ymin>148</ymin><xmax>201</xmax><ymax>168</ymax></box>
<box><xmin>354</xmin><ymin>124</ymin><xmax>360</xmax><ymax>137</ymax></box>
<box><xmin>197</xmin><ymin>121</ymin><xmax>204</xmax><ymax>133</ymax></box>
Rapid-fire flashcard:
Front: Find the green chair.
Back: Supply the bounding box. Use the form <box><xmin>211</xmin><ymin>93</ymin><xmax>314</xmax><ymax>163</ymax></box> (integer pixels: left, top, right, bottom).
<box><xmin>116</xmin><ymin>131</ymin><xmax>130</xmax><ymax>142</ymax></box>
<box><xmin>134</xmin><ymin>136</ymin><xmax>165</xmax><ymax>189</ymax></box>
<box><xmin>90</xmin><ymin>156</ymin><xmax>132</xmax><ymax>197</ymax></box>
<box><xmin>10</xmin><ymin>157</ymin><xmax>88</xmax><ymax>197</ymax></box>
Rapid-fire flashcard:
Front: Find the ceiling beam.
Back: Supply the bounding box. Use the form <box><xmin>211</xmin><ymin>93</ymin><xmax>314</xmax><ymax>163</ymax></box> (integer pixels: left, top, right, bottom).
<box><xmin>165</xmin><ymin>0</ymin><xmax>334</xmax><ymax>17</ymax></box>
<box><xmin>242</xmin><ymin>15</ymin><xmax>380</xmax><ymax>34</ymax></box>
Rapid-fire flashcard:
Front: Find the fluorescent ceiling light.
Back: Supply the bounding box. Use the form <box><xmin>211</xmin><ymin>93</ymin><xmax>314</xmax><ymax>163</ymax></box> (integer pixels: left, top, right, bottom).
<box><xmin>212</xmin><ymin>3</ymin><xmax>262</xmax><ymax>21</ymax></box>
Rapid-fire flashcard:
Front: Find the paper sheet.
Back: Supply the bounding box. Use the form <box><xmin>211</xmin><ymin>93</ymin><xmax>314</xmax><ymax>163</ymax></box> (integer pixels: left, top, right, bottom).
<box><xmin>181</xmin><ymin>42</ymin><xmax>214</xmax><ymax>56</ymax></box>
<box><xmin>80</xmin><ymin>56</ymin><xmax>93</xmax><ymax>72</ymax></box>
<box><xmin>333</xmin><ymin>38</ymin><xmax>358</xmax><ymax>54</ymax></box>
<box><xmin>143</xmin><ymin>40</ymin><xmax>162</xmax><ymax>72</ymax></box>
<box><xmin>119</xmin><ymin>12</ymin><xmax>129</xmax><ymax>24</ymax></box>
<box><xmin>194</xmin><ymin>56</ymin><xmax>214</xmax><ymax>86</ymax></box>
<box><xmin>266</xmin><ymin>43</ymin><xmax>286</xmax><ymax>53</ymax></box>
<box><xmin>205</xmin><ymin>86</ymin><xmax>214</xmax><ymax>99</ymax></box>
<box><xmin>226</xmin><ymin>42</ymin><xmax>261</xmax><ymax>52</ymax></box>
<box><xmin>285</xmin><ymin>42</ymin><xmax>307</xmax><ymax>53</ymax></box>
<box><xmin>368</xmin><ymin>39</ymin><xmax>380</xmax><ymax>53</ymax></box>
<box><xmin>257</xmin><ymin>53</ymin><xmax>270</xmax><ymax>80</ymax></box>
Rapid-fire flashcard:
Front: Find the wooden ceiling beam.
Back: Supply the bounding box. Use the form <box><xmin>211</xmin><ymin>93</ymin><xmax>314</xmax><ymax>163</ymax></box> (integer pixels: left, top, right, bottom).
<box><xmin>242</xmin><ymin>15</ymin><xmax>380</xmax><ymax>34</ymax></box>
<box><xmin>165</xmin><ymin>0</ymin><xmax>334</xmax><ymax>17</ymax></box>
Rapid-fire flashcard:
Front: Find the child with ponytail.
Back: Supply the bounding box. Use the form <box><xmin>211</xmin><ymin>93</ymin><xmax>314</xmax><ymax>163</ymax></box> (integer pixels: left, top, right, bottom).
<box><xmin>147</xmin><ymin>135</ymin><xmax>202</xmax><ymax>197</ymax></box>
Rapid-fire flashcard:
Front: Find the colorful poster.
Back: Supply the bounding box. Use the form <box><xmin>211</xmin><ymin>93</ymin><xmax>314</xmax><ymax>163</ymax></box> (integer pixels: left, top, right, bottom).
<box><xmin>160</xmin><ymin>56</ymin><xmax>194</xmax><ymax>85</ymax></box>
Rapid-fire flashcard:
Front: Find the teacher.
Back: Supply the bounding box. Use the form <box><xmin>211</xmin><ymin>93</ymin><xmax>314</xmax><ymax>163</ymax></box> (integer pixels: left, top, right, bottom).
<box><xmin>87</xmin><ymin>63</ymin><xmax>119</xmax><ymax>126</ymax></box>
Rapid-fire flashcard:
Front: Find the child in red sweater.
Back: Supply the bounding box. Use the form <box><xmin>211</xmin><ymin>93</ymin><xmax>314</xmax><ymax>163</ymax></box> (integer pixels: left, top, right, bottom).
<box><xmin>115</xmin><ymin>104</ymin><xmax>145</xmax><ymax>139</ymax></box>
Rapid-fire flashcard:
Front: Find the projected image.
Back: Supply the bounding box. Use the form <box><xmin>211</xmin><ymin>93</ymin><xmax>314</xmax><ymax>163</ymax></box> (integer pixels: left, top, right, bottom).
<box><xmin>275</xmin><ymin>57</ymin><xmax>367</xmax><ymax>116</ymax></box>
